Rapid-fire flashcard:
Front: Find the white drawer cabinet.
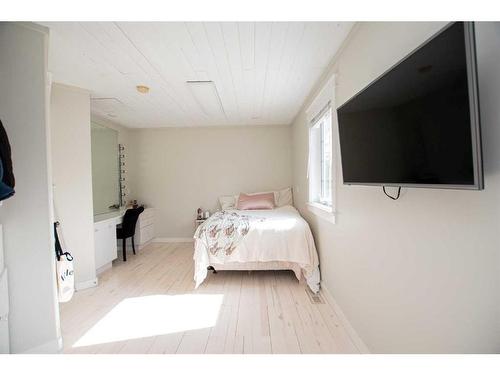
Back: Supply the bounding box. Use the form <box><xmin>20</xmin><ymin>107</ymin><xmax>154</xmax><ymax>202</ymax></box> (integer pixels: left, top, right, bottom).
<box><xmin>132</xmin><ymin>208</ymin><xmax>155</xmax><ymax>251</ymax></box>
<box><xmin>94</xmin><ymin>217</ymin><xmax>119</xmax><ymax>274</ymax></box>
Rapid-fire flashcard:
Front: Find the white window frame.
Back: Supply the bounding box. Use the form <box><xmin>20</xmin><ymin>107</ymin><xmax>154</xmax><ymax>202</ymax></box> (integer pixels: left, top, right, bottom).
<box><xmin>306</xmin><ymin>75</ymin><xmax>336</xmax><ymax>224</ymax></box>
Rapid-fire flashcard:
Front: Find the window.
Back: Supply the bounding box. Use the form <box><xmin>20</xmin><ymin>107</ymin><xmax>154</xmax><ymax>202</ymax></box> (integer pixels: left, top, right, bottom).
<box><xmin>306</xmin><ymin>76</ymin><xmax>335</xmax><ymax>223</ymax></box>
<box><xmin>309</xmin><ymin>104</ymin><xmax>333</xmax><ymax>207</ymax></box>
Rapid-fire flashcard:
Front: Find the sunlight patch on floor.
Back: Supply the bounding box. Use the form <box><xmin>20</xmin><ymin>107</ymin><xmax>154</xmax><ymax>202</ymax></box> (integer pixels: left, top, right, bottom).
<box><xmin>73</xmin><ymin>294</ymin><xmax>224</xmax><ymax>347</ymax></box>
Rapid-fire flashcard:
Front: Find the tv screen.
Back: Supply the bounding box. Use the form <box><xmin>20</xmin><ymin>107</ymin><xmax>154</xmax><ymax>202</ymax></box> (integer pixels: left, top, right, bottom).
<box><xmin>337</xmin><ymin>22</ymin><xmax>483</xmax><ymax>190</ymax></box>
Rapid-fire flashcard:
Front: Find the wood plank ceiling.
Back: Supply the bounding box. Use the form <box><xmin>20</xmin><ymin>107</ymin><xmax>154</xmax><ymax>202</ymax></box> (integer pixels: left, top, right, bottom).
<box><xmin>41</xmin><ymin>22</ymin><xmax>353</xmax><ymax>128</ymax></box>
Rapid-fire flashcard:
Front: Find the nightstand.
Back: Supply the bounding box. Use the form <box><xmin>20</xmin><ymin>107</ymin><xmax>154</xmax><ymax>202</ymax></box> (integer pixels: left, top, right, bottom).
<box><xmin>195</xmin><ymin>218</ymin><xmax>206</xmax><ymax>231</ymax></box>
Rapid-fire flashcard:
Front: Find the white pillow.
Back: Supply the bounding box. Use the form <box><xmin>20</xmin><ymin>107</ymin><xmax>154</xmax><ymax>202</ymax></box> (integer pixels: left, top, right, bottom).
<box><xmin>218</xmin><ymin>195</ymin><xmax>237</xmax><ymax>210</ymax></box>
<box><xmin>276</xmin><ymin>187</ymin><xmax>293</xmax><ymax>207</ymax></box>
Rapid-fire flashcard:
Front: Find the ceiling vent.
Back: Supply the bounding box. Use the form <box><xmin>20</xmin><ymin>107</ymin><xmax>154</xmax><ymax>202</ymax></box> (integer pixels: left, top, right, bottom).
<box><xmin>91</xmin><ymin>97</ymin><xmax>125</xmax><ymax>118</ymax></box>
<box><xmin>186</xmin><ymin>80</ymin><xmax>226</xmax><ymax>118</ymax></box>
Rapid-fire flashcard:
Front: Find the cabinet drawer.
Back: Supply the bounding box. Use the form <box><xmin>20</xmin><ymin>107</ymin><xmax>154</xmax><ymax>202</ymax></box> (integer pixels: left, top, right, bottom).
<box><xmin>94</xmin><ymin>220</ymin><xmax>118</xmax><ymax>270</ymax></box>
<box><xmin>139</xmin><ymin>224</ymin><xmax>154</xmax><ymax>244</ymax></box>
<box><xmin>105</xmin><ymin>223</ymin><xmax>117</xmax><ymax>263</ymax></box>
<box><xmin>94</xmin><ymin>226</ymin><xmax>107</xmax><ymax>269</ymax></box>
<box><xmin>139</xmin><ymin>216</ymin><xmax>154</xmax><ymax>228</ymax></box>
<box><xmin>140</xmin><ymin>208</ymin><xmax>155</xmax><ymax>220</ymax></box>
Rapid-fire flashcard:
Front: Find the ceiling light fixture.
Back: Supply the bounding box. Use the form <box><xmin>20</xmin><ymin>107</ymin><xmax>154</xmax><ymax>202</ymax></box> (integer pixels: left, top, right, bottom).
<box><xmin>136</xmin><ymin>85</ymin><xmax>150</xmax><ymax>94</ymax></box>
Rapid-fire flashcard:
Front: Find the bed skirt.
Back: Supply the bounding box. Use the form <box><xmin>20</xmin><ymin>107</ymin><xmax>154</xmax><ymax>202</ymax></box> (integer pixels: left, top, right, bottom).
<box><xmin>206</xmin><ymin>261</ymin><xmax>320</xmax><ymax>293</ymax></box>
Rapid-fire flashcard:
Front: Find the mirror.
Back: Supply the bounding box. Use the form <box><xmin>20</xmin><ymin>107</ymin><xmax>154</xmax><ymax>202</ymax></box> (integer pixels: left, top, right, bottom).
<box><xmin>91</xmin><ymin>122</ymin><xmax>120</xmax><ymax>215</ymax></box>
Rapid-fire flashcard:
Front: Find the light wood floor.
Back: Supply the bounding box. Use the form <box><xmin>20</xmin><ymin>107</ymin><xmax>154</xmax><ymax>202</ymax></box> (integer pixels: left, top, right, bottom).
<box><xmin>60</xmin><ymin>242</ymin><xmax>360</xmax><ymax>354</ymax></box>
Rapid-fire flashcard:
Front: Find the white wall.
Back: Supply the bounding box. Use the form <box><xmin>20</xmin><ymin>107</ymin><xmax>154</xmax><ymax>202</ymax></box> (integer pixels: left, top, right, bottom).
<box><xmin>292</xmin><ymin>22</ymin><xmax>500</xmax><ymax>353</ymax></box>
<box><xmin>129</xmin><ymin>126</ymin><xmax>292</xmax><ymax>238</ymax></box>
<box><xmin>50</xmin><ymin>83</ymin><xmax>96</xmax><ymax>290</ymax></box>
<box><xmin>0</xmin><ymin>22</ymin><xmax>61</xmax><ymax>353</ymax></box>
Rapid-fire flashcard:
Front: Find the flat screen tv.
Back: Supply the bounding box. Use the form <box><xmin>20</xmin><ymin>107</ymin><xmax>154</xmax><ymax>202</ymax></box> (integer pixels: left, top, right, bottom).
<box><xmin>337</xmin><ymin>22</ymin><xmax>483</xmax><ymax>190</ymax></box>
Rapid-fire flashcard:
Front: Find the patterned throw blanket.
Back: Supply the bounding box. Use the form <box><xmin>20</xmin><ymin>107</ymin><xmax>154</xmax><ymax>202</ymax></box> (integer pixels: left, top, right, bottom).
<box><xmin>194</xmin><ymin>210</ymin><xmax>264</xmax><ymax>260</ymax></box>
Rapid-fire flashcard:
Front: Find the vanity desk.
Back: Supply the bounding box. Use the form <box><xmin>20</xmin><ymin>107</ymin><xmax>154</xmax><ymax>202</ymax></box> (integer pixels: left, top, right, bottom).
<box><xmin>93</xmin><ymin>207</ymin><xmax>155</xmax><ymax>274</ymax></box>
<box><xmin>90</xmin><ymin>122</ymin><xmax>154</xmax><ymax>274</ymax></box>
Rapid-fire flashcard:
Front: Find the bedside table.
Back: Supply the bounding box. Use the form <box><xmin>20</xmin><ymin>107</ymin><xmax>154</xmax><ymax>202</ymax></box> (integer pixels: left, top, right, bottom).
<box><xmin>194</xmin><ymin>218</ymin><xmax>206</xmax><ymax>231</ymax></box>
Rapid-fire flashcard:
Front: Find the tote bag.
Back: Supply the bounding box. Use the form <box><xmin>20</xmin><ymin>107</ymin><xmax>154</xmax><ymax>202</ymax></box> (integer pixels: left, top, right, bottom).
<box><xmin>54</xmin><ymin>222</ymin><xmax>74</xmax><ymax>303</ymax></box>
<box><xmin>56</xmin><ymin>254</ymin><xmax>74</xmax><ymax>302</ymax></box>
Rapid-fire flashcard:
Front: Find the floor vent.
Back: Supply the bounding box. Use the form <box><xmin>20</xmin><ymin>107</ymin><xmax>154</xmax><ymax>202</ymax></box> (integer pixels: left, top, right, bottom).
<box><xmin>306</xmin><ymin>288</ymin><xmax>325</xmax><ymax>304</ymax></box>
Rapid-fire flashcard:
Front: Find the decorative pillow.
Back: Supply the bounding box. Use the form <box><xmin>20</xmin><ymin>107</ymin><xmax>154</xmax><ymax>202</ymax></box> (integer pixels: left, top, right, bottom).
<box><xmin>236</xmin><ymin>192</ymin><xmax>275</xmax><ymax>210</ymax></box>
<box><xmin>218</xmin><ymin>195</ymin><xmax>237</xmax><ymax>210</ymax></box>
<box><xmin>276</xmin><ymin>187</ymin><xmax>293</xmax><ymax>207</ymax></box>
<box><xmin>244</xmin><ymin>190</ymin><xmax>278</xmax><ymax>203</ymax></box>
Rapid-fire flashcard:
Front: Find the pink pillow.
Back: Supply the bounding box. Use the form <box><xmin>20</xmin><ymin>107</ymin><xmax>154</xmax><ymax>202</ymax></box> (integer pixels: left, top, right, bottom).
<box><xmin>236</xmin><ymin>192</ymin><xmax>275</xmax><ymax>210</ymax></box>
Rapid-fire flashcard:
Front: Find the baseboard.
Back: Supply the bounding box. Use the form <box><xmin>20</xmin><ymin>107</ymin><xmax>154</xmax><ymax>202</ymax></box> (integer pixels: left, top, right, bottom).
<box><xmin>21</xmin><ymin>336</ymin><xmax>62</xmax><ymax>354</ymax></box>
<box><xmin>75</xmin><ymin>277</ymin><xmax>98</xmax><ymax>291</ymax></box>
<box><xmin>96</xmin><ymin>262</ymin><xmax>112</xmax><ymax>276</ymax></box>
<box><xmin>320</xmin><ymin>284</ymin><xmax>370</xmax><ymax>354</ymax></box>
<box><xmin>125</xmin><ymin>240</ymin><xmax>152</xmax><ymax>251</ymax></box>
<box><xmin>153</xmin><ymin>237</ymin><xmax>194</xmax><ymax>243</ymax></box>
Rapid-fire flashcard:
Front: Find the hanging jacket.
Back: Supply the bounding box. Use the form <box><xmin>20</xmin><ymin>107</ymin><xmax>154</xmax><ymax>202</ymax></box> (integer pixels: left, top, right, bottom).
<box><xmin>0</xmin><ymin>119</ymin><xmax>15</xmax><ymax>201</ymax></box>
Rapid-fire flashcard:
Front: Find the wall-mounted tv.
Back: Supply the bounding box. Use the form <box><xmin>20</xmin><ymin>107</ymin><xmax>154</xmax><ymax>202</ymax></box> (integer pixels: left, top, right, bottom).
<box><xmin>337</xmin><ymin>22</ymin><xmax>483</xmax><ymax>190</ymax></box>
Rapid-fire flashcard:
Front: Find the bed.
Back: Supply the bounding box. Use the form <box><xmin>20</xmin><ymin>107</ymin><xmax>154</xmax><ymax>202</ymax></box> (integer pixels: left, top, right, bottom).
<box><xmin>193</xmin><ymin>204</ymin><xmax>320</xmax><ymax>293</ymax></box>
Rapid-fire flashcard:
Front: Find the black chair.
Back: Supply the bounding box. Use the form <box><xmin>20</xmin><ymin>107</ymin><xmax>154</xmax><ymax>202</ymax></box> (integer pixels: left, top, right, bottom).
<box><xmin>116</xmin><ymin>206</ymin><xmax>144</xmax><ymax>261</ymax></box>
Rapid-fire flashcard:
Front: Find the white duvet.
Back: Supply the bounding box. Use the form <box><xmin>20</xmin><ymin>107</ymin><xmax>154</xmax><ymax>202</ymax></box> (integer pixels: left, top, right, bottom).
<box><xmin>193</xmin><ymin>205</ymin><xmax>320</xmax><ymax>293</ymax></box>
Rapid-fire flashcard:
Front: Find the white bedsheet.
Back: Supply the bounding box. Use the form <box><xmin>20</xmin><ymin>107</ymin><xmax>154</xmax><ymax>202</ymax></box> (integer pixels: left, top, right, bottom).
<box><xmin>193</xmin><ymin>205</ymin><xmax>320</xmax><ymax>292</ymax></box>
